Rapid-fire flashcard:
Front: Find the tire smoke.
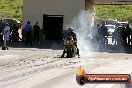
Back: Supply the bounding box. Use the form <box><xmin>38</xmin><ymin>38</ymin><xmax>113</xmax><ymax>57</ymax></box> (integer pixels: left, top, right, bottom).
<box><xmin>67</xmin><ymin>10</ymin><xmax>95</xmax><ymax>58</ymax></box>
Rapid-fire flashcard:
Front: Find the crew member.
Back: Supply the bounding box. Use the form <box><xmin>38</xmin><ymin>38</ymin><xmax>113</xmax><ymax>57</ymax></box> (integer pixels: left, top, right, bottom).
<box><xmin>61</xmin><ymin>27</ymin><xmax>80</xmax><ymax>58</ymax></box>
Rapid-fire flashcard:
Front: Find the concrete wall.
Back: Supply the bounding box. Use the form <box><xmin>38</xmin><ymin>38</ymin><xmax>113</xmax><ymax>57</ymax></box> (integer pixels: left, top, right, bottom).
<box><xmin>23</xmin><ymin>0</ymin><xmax>85</xmax><ymax>29</ymax></box>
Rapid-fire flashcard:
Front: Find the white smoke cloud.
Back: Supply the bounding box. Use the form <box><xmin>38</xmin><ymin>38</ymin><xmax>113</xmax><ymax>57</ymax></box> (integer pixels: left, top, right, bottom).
<box><xmin>67</xmin><ymin>10</ymin><xmax>96</xmax><ymax>58</ymax></box>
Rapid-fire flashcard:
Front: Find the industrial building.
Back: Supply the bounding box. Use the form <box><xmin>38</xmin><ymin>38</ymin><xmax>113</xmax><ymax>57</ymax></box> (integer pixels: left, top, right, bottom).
<box><xmin>23</xmin><ymin>0</ymin><xmax>132</xmax><ymax>40</ymax></box>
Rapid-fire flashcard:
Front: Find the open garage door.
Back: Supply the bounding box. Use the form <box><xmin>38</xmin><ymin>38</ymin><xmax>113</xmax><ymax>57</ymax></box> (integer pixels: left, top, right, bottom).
<box><xmin>43</xmin><ymin>15</ymin><xmax>63</xmax><ymax>40</ymax></box>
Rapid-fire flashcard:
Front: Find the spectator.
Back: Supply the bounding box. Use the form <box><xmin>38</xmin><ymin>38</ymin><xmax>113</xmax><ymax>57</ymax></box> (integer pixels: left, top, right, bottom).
<box><xmin>24</xmin><ymin>21</ymin><xmax>32</xmax><ymax>46</ymax></box>
<box><xmin>0</xmin><ymin>21</ymin><xmax>4</xmax><ymax>43</ymax></box>
<box><xmin>120</xmin><ymin>25</ymin><xmax>126</xmax><ymax>45</ymax></box>
<box><xmin>98</xmin><ymin>22</ymin><xmax>108</xmax><ymax>44</ymax></box>
<box><xmin>33</xmin><ymin>22</ymin><xmax>40</xmax><ymax>43</ymax></box>
<box><xmin>10</xmin><ymin>23</ymin><xmax>19</xmax><ymax>42</ymax></box>
<box><xmin>3</xmin><ymin>23</ymin><xmax>10</xmax><ymax>49</ymax></box>
<box><xmin>117</xmin><ymin>27</ymin><xmax>123</xmax><ymax>45</ymax></box>
<box><xmin>125</xmin><ymin>24</ymin><xmax>131</xmax><ymax>45</ymax></box>
<box><xmin>112</xmin><ymin>28</ymin><xmax>116</xmax><ymax>45</ymax></box>
<box><xmin>0</xmin><ymin>28</ymin><xmax>3</xmax><ymax>43</ymax></box>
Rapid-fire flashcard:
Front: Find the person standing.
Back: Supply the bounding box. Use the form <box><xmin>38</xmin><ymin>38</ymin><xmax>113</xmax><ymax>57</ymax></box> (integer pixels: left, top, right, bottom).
<box><xmin>0</xmin><ymin>21</ymin><xmax>4</xmax><ymax>43</ymax></box>
<box><xmin>3</xmin><ymin>23</ymin><xmax>10</xmax><ymax>50</ymax></box>
<box><xmin>10</xmin><ymin>23</ymin><xmax>19</xmax><ymax>42</ymax></box>
<box><xmin>120</xmin><ymin>25</ymin><xmax>126</xmax><ymax>45</ymax></box>
<box><xmin>125</xmin><ymin>24</ymin><xmax>131</xmax><ymax>45</ymax></box>
<box><xmin>24</xmin><ymin>21</ymin><xmax>32</xmax><ymax>46</ymax></box>
<box><xmin>33</xmin><ymin>22</ymin><xmax>40</xmax><ymax>43</ymax></box>
<box><xmin>98</xmin><ymin>22</ymin><xmax>108</xmax><ymax>44</ymax></box>
<box><xmin>0</xmin><ymin>27</ymin><xmax>3</xmax><ymax>43</ymax></box>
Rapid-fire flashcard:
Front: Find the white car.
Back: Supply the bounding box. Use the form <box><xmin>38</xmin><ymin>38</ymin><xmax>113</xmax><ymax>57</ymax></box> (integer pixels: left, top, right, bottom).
<box><xmin>105</xmin><ymin>25</ymin><xmax>115</xmax><ymax>35</ymax></box>
<box><xmin>116</xmin><ymin>21</ymin><xmax>128</xmax><ymax>28</ymax></box>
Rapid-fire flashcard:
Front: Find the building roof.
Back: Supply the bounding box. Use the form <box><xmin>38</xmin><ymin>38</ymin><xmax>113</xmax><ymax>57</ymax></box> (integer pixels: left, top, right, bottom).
<box><xmin>87</xmin><ymin>0</ymin><xmax>132</xmax><ymax>5</ymax></box>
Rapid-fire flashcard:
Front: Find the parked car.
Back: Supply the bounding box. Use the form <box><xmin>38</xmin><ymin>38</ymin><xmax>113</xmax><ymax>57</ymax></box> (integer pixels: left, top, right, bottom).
<box><xmin>1</xmin><ymin>18</ymin><xmax>21</xmax><ymax>28</ymax></box>
<box><xmin>105</xmin><ymin>19</ymin><xmax>117</xmax><ymax>25</ymax></box>
<box><xmin>105</xmin><ymin>25</ymin><xmax>115</xmax><ymax>35</ymax></box>
<box><xmin>116</xmin><ymin>21</ymin><xmax>128</xmax><ymax>28</ymax></box>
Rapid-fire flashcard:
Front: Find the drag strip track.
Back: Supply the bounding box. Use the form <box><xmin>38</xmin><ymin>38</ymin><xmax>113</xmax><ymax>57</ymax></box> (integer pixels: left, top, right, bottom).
<box><xmin>0</xmin><ymin>55</ymin><xmax>114</xmax><ymax>88</ymax></box>
<box><xmin>31</xmin><ymin>70</ymin><xmax>75</xmax><ymax>88</ymax></box>
<box><xmin>0</xmin><ymin>48</ymin><xmax>131</xmax><ymax>88</ymax></box>
<box><xmin>0</xmin><ymin>57</ymin><xmax>76</xmax><ymax>87</ymax></box>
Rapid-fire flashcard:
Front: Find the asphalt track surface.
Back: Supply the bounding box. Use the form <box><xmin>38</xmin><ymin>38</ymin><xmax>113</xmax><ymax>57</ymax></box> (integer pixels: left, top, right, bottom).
<box><xmin>0</xmin><ymin>42</ymin><xmax>132</xmax><ymax>88</ymax></box>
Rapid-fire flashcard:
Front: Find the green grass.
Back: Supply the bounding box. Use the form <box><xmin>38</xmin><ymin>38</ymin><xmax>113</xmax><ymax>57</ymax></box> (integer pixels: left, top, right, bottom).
<box><xmin>0</xmin><ymin>0</ymin><xmax>131</xmax><ymax>21</ymax></box>
<box><xmin>95</xmin><ymin>5</ymin><xmax>132</xmax><ymax>20</ymax></box>
<box><xmin>0</xmin><ymin>0</ymin><xmax>22</xmax><ymax>19</ymax></box>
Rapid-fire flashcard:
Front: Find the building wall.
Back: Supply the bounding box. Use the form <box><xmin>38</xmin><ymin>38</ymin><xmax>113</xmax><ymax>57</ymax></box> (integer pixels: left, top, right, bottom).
<box><xmin>23</xmin><ymin>0</ymin><xmax>85</xmax><ymax>29</ymax></box>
